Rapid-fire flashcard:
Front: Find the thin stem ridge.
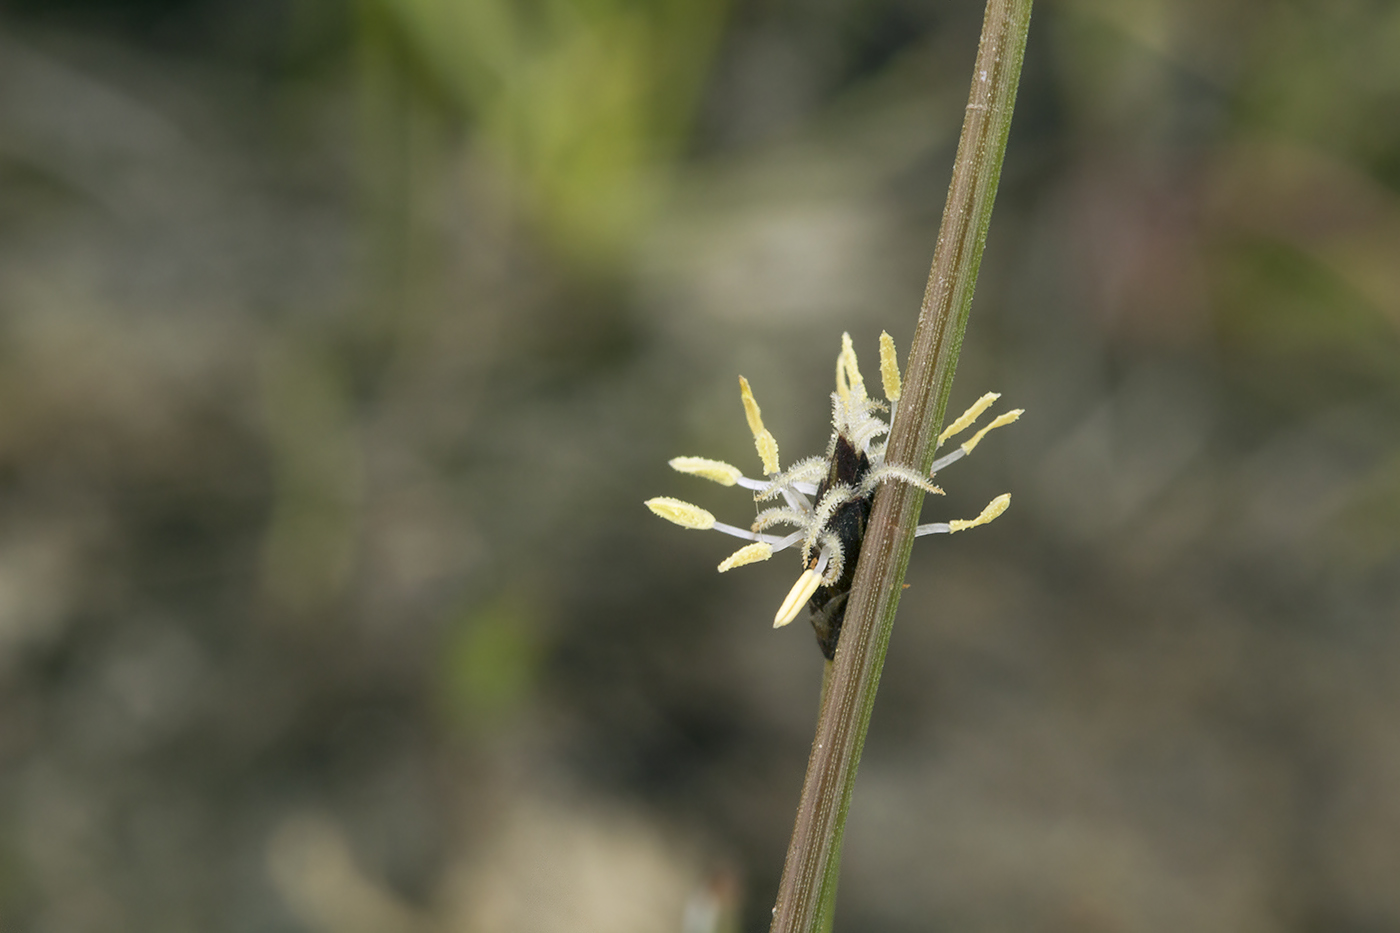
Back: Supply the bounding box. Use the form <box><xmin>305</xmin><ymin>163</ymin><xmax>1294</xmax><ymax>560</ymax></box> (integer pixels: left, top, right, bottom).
<box><xmin>768</xmin><ymin>1</ymin><xmax>1035</xmax><ymax>930</ymax></box>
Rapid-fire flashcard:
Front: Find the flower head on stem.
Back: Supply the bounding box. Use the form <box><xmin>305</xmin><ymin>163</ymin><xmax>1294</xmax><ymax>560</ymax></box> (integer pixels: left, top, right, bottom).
<box><xmin>646</xmin><ymin>332</ymin><xmax>1021</xmax><ymax>659</ymax></box>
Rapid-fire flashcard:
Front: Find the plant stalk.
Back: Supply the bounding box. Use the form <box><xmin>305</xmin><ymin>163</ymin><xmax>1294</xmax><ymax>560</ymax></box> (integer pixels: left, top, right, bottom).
<box><xmin>768</xmin><ymin>1</ymin><xmax>1033</xmax><ymax>930</ymax></box>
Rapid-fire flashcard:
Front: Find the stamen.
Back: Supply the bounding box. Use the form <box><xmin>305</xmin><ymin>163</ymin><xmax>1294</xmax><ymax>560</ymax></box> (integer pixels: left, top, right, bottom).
<box><xmin>937</xmin><ymin>392</ymin><xmax>1001</xmax><ymax>446</ymax></box>
<box><xmin>928</xmin><ymin>447</ymin><xmax>966</xmax><ymax>474</ymax></box>
<box><xmin>816</xmin><ymin>537</ymin><xmax>842</xmax><ymax>584</ymax></box>
<box><xmin>739</xmin><ymin>376</ymin><xmax>781</xmax><ymax>475</ymax></box>
<box><xmin>948</xmin><ymin>493</ymin><xmax>1011</xmax><ymax>533</ymax></box>
<box><xmin>768</xmin><ymin>530</ymin><xmax>805</xmax><ymax>552</ymax></box>
<box><xmin>774</xmin><ymin>568</ymin><xmax>823</xmax><ymax>629</ymax></box>
<box><xmin>835</xmin><ymin>332</ymin><xmax>866</xmax><ymax>402</ymax></box>
<box><xmin>645</xmin><ymin>497</ymin><xmax>715</xmax><ymax>530</ymax></box>
<box><xmin>710</xmin><ymin>521</ymin><xmax>803</xmax><ymax>547</ymax></box>
<box><xmin>651</xmin><ymin>334</ymin><xmax>1020</xmax><ymax>655</ymax></box>
<box><xmin>879</xmin><ymin>331</ymin><xmax>901</xmax><ymax>402</ymax></box>
<box><xmin>669</xmin><ymin>456</ymin><xmax>742</xmax><ymax>486</ymax></box>
<box><xmin>718</xmin><ymin>542</ymin><xmax>773</xmax><ymax>572</ymax></box>
<box><xmin>960</xmin><ymin>409</ymin><xmax>1023</xmax><ymax>454</ymax></box>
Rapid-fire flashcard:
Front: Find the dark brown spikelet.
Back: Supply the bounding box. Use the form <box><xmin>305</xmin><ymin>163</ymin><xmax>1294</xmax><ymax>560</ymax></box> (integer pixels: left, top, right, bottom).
<box><xmin>806</xmin><ymin>433</ymin><xmax>872</xmax><ymax>660</ymax></box>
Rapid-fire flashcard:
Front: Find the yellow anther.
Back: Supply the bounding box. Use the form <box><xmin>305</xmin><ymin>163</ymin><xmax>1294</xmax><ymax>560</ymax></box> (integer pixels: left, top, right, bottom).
<box><xmin>739</xmin><ymin>376</ymin><xmax>780</xmax><ymax>475</ymax></box>
<box><xmin>739</xmin><ymin>375</ymin><xmax>765</xmax><ymax>437</ymax></box>
<box><xmin>645</xmin><ymin>497</ymin><xmax>716</xmax><ymax>530</ymax></box>
<box><xmin>879</xmin><ymin>331</ymin><xmax>901</xmax><ymax>402</ymax></box>
<box><xmin>948</xmin><ymin>493</ymin><xmax>1011</xmax><ymax>533</ymax></box>
<box><xmin>835</xmin><ymin>332</ymin><xmax>866</xmax><ymax>402</ymax></box>
<box><xmin>718</xmin><ymin>542</ymin><xmax>772</xmax><ymax>572</ymax></box>
<box><xmin>938</xmin><ymin>392</ymin><xmax>1001</xmax><ymax>445</ymax></box>
<box><xmin>669</xmin><ymin>456</ymin><xmax>742</xmax><ymax>486</ymax></box>
<box><xmin>774</xmin><ymin>568</ymin><xmax>824</xmax><ymax>628</ymax></box>
<box><xmin>960</xmin><ymin>409</ymin><xmax>1023</xmax><ymax>454</ymax></box>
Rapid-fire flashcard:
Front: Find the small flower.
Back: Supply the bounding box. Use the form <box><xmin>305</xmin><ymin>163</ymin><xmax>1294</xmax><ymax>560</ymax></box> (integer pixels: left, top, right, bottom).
<box><xmin>646</xmin><ymin>332</ymin><xmax>1020</xmax><ymax>660</ymax></box>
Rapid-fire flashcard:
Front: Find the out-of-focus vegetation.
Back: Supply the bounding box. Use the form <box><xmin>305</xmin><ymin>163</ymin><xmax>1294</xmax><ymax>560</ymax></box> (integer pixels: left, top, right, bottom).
<box><xmin>1</xmin><ymin>0</ymin><xmax>1399</xmax><ymax>931</ymax></box>
<box><xmin>366</xmin><ymin>0</ymin><xmax>727</xmax><ymax>266</ymax></box>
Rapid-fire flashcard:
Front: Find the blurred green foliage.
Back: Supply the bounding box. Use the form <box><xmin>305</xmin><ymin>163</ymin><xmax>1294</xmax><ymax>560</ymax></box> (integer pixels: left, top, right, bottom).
<box><xmin>5</xmin><ymin>0</ymin><xmax>1400</xmax><ymax>929</ymax></box>
<box><xmin>259</xmin><ymin>339</ymin><xmax>365</xmax><ymax>617</ymax></box>
<box><xmin>364</xmin><ymin>0</ymin><xmax>729</xmax><ymax>269</ymax></box>
<box><xmin>441</xmin><ymin>594</ymin><xmax>542</xmax><ymax>730</ymax></box>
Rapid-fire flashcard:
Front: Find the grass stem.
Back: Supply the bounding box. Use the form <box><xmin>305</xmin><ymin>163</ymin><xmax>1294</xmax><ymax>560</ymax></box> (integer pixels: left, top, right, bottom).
<box><xmin>768</xmin><ymin>1</ymin><xmax>1034</xmax><ymax>929</ymax></box>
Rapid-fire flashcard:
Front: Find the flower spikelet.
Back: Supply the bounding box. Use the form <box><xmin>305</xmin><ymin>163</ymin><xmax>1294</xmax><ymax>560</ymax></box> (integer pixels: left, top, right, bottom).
<box><xmin>644</xmin><ymin>334</ymin><xmax>1019</xmax><ymax>659</ymax></box>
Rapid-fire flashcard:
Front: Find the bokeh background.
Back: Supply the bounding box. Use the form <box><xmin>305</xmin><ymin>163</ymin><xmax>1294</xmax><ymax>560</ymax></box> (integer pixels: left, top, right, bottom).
<box><xmin>2</xmin><ymin>0</ymin><xmax>1399</xmax><ymax>930</ymax></box>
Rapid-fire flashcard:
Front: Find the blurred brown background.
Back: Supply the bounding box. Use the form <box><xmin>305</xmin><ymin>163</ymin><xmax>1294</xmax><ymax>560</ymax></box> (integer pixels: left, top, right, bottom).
<box><xmin>2</xmin><ymin>0</ymin><xmax>1399</xmax><ymax>930</ymax></box>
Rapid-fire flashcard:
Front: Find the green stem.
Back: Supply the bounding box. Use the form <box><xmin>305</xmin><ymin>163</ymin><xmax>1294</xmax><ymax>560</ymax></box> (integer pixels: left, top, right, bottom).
<box><xmin>768</xmin><ymin>1</ymin><xmax>1034</xmax><ymax>930</ymax></box>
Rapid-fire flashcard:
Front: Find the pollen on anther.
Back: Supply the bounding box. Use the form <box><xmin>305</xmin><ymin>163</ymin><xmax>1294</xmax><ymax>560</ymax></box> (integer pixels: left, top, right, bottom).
<box><xmin>645</xmin><ymin>497</ymin><xmax>716</xmax><ymax>530</ymax></box>
<box><xmin>718</xmin><ymin>542</ymin><xmax>772</xmax><ymax>572</ymax></box>
<box><xmin>960</xmin><ymin>409</ymin><xmax>1023</xmax><ymax>454</ymax></box>
<box><xmin>938</xmin><ymin>392</ymin><xmax>1001</xmax><ymax>445</ymax></box>
<box><xmin>669</xmin><ymin>456</ymin><xmax>742</xmax><ymax>486</ymax></box>
<box><xmin>948</xmin><ymin>493</ymin><xmax>1011</xmax><ymax>533</ymax></box>
<box><xmin>647</xmin><ymin>334</ymin><xmax>1021</xmax><ymax>658</ymax></box>
<box><xmin>879</xmin><ymin>331</ymin><xmax>901</xmax><ymax>402</ymax></box>
<box><xmin>739</xmin><ymin>376</ymin><xmax>781</xmax><ymax>475</ymax></box>
<box><xmin>774</xmin><ymin>568</ymin><xmax>824</xmax><ymax>628</ymax></box>
<box><xmin>835</xmin><ymin>332</ymin><xmax>866</xmax><ymax>402</ymax></box>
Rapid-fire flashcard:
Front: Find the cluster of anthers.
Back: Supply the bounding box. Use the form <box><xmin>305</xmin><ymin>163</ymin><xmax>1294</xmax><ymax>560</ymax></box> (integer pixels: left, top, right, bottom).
<box><xmin>646</xmin><ymin>332</ymin><xmax>1021</xmax><ymax>660</ymax></box>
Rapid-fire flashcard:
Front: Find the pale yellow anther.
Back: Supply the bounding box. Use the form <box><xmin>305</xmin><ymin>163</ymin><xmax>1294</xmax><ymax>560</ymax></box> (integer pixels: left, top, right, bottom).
<box><xmin>835</xmin><ymin>332</ymin><xmax>867</xmax><ymax>402</ymax></box>
<box><xmin>960</xmin><ymin>409</ymin><xmax>1023</xmax><ymax>454</ymax></box>
<box><xmin>645</xmin><ymin>497</ymin><xmax>716</xmax><ymax>530</ymax></box>
<box><xmin>754</xmin><ymin>435</ymin><xmax>780</xmax><ymax>475</ymax></box>
<box><xmin>669</xmin><ymin>456</ymin><xmax>742</xmax><ymax>486</ymax></box>
<box><xmin>948</xmin><ymin>493</ymin><xmax>1011</xmax><ymax>533</ymax></box>
<box><xmin>938</xmin><ymin>392</ymin><xmax>1001</xmax><ymax>445</ymax></box>
<box><xmin>738</xmin><ymin>375</ymin><xmax>765</xmax><ymax>437</ymax></box>
<box><xmin>774</xmin><ymin>568</ymin><xmax>824</xmax><ymax>628</ymax></box>
<box><xmin>879</xmin><ymin>331</ymin><xmax>901</xmax><ymax>402</ymax></box>
<box><xmin>739</xmin><ymin>376</ymin><xmax>781</xmax><ymax>475</ymax></box>
<box><xmin>718</xmin><ymin>542</ymin><xmax>772</xmax><ymax>572</ymax></box>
